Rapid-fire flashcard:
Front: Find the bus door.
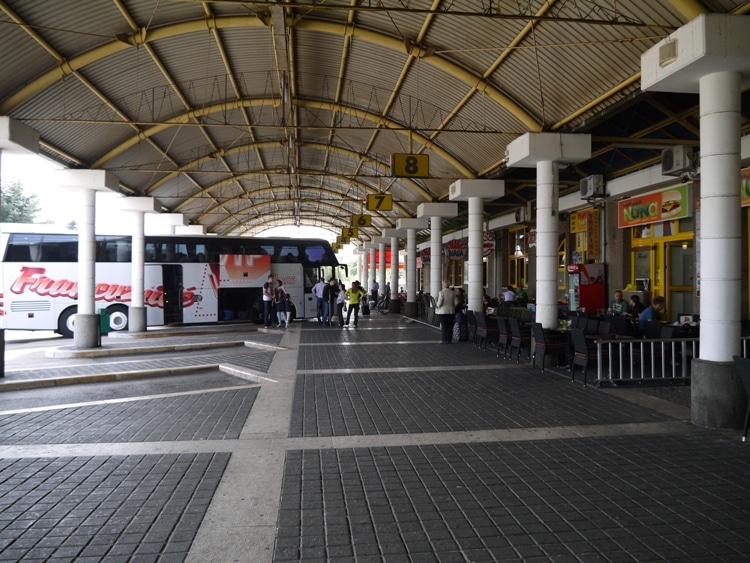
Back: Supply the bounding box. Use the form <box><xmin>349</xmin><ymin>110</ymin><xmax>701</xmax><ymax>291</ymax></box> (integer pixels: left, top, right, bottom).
<box><xmin>162</xmin><ymin>265</ymin><xmax>183</xmax><ymax>325</ymax></box>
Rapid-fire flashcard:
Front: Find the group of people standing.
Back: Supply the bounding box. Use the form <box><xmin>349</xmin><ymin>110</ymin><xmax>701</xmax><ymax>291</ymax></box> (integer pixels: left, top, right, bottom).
<box><xmin>262</xmin><ymin>274</ymin><xmax>293</xmax><ymax>328</ymax></box>
<box><xmin>312</xmin><ymin>277</ymin><xmax>369</xmax><ymax>327</ymax></box>
<box><xmin>435</xmin><ymin>281</ymin><xmax>467</xmax><ymax>344</ymax></box>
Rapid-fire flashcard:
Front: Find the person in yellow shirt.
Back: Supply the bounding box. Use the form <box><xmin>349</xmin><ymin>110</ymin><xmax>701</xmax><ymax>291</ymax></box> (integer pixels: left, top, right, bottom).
<box><xmin>344</xmin><ymin>281</ymin><xmax>367</xmax><ymax>327</ymax></box>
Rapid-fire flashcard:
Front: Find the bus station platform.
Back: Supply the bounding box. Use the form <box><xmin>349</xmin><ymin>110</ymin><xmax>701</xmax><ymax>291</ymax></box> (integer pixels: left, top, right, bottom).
<box><xmin>1</xmin><ymin>314</ymin><xmax>749</xmax><ymax>561</ymax></box>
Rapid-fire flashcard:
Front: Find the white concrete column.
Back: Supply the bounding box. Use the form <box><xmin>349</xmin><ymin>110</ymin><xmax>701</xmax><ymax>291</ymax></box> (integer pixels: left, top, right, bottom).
<box><xmin>121</xmin><ymin>197</ymin><xmax>160</xmax><ymax>333</ymax></box>
<box><xmin>699</xmin><ymin>70</ymin><xmax>742</xmax><ymax>362</ymax></box>
<box><xmin>406</xmin><ymin>229</ymin><xmax>416</xmax><ymax>301</ymax></box>
<box><xmin>447</xmin><ymin>182</ymin><xmax>504</xmax><ymax>312</ymax></box>
<box><xmin>369</xmin><ymin>247</ymin><xmax>376</xmax><ymax>289</ymax></box>
<box><xmin>397</xmin><ymin>218</ymin><xmax>427</xmax><ymax>317</ymax></box>
<box><xmin>361</xmin><ymin>249</ymin><xmax>369</xmax><ymax>287</ymax></box>
<box><xmin>430</xmin><ymin>216</ymin><xmax>443</xmax><ymax>299</ymax></box>
<box><xmin>78</xmin><ymin>188</ymin><xmax>97</xmax><ymax>317</ymax></box>
<box><xmin>1</xmin><ymin>118</ymin><xmax>40</xmax><ymax>376</ymax></box>
<box><xmin>640</xmin><ymin>13</ymin><xmax>750</xmax><ymax>428</ymax></box>
<box><xmin>390</xmin><ymin>236</ymin><xmax>399</xmax><ymax>296</ymax></box>
<box><xmin>56</xmin><ymin>169</ymin><xmax>119</xmax><ymax>348</ymax></box>
<box><xmin>506</xmin><ymin>134</ymin><xmax>590</xmax><ymax>327</ymax></box>
<box><xmin>536</xmin><ymin>160</ymin><xmax>560</xmax><ymax>328</ymax></box>
<box><xmin>467</xmin><ymin>197</ymin><xmax>484</xmax><ymax>313</ymax></box>
<box><xmin>378</xmin><ymin>242</ymin><xmax>386</xmax><ymax>297</ymax></box>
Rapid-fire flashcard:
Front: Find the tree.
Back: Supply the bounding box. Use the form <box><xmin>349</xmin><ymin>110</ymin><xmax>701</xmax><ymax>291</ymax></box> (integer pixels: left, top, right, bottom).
<box><xmin>0</xmin><ymin>180</ymin><xmax>40</xmax><ymax>223</ymax></box>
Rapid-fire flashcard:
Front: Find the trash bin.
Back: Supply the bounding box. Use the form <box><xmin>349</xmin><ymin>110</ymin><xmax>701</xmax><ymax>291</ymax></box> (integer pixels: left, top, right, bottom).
<box><xmin>98</xmin><ymin>309</ymin><xmax>111</xmax><ymax>335</ymax></box>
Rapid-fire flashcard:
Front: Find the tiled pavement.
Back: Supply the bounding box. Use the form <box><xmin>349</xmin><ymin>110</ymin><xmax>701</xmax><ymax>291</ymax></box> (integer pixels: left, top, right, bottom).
<box><xmin>0</xmin><ymin>316</ymin><xmax>749</xmax><ymax>562</ymax></box>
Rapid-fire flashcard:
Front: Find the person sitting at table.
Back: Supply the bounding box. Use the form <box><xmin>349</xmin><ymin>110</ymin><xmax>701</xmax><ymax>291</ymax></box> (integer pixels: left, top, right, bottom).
<box><xmin>638</xmin><ymin>295</ymin><xmax>665</xmax><ymax>336</ymax></box>
<box><xmin>608</xmin><ymin>290</ymin><xmax>630</xmax><ymax>315</ymax></box>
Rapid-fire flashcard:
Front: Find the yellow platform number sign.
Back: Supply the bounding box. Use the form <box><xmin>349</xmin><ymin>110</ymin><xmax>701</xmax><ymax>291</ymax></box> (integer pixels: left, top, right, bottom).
<box><xmin>342</xmin><ymin>227</ymin><xmax>359</xmax><ymax>238</ymax></box>
<box><xmin>390</xmin><ymin>153</ymin><xmax>429</xmax><ymax>178</ymax></box>
<box><xmin>366</xmin><ymin>194</ymin><xmax>393</xmax><ymax>211</ymax></box>
<box><xmin>351</xmin><ymin>214</ymin><xmax>371</xmax><ymax>227</ymax></box>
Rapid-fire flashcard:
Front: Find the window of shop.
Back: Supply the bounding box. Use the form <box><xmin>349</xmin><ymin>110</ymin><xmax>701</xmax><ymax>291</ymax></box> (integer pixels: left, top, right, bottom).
<box><xmin>630</xmin><ymin>219</ymin><xmax>694</xmax><ymax>318</ymax></box>
<box><xmin>447</xmin><ymin>259</ymin><xmax>463</xmax><ymax>287</ymax></box>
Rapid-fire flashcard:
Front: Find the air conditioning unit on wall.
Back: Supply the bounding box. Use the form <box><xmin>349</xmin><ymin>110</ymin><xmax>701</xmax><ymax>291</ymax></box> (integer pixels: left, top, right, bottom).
<box><xmin>514</xmin><ymin>206</ymin><xmax>526</xmax><ymax>223</ymax></box>
<box><xmin>580</xmin><ymin>175</ymin><xmax>604</xmax><ymax>199</ymax></box>
<box><xmin>661</xmin><ymin>145</ymin><xmax>693</xmax><ymax>176</ymax></box>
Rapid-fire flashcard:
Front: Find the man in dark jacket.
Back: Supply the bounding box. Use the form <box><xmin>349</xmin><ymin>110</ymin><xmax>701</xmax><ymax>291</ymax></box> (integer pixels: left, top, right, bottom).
<box><xmin>322</xmin><ymin>278</ymin><xmax>339</xmax><ymax>326</ymax></box>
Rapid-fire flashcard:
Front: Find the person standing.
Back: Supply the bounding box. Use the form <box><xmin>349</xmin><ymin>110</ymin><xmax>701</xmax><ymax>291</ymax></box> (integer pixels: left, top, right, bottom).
<box><xmin>345</xmin><ymin>281</ymin><xmax>367</xmax><ymax>327</ymax></box>
<box><xmin>322</xmin><ymin>277</ymin><xmax>338</xmax><ymax>326</ymax></box>
<box><xmin>312</xmin><ymin>277</ymin><xmax>326</xmax><ymax>323</ymax></box>
<box><xmin>370</xmin><ymin>280</ymin><xmax>379</xmax><ymax>305</ymax></box>
<box><xmin>262</xmin><ymin>274</ymin><xmax>274</xmax><ymax>328</ymax></box>
<box><xmin>335</xmin><ymin>282</ymin><xmax>347</xmax><ymax>327</ymax></box>
<box><xmin>275</xmin><ymin>279</ymin><xmax>287</xmax><ymax>328</ymax></box>
<box><xmin>435</xmin><ymin>280</ymin><xmax>456</xmax><ymax>344</ymax></box>
<box><xmin>283</xmin><ymin>292</ymin><xmax>292</xmax><ymax>328</ymax></box>
<box><xmin>502</xmin><ymin>285</ymin><xmax>516</xmax><ymax>304</ymax></box>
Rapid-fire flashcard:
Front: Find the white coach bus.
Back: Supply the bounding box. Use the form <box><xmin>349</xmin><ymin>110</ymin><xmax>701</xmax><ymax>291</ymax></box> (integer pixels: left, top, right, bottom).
<box><xmin>0</xmin><ymin>225</ymin><xmax>343</xmax><ymax>337</ymax></box>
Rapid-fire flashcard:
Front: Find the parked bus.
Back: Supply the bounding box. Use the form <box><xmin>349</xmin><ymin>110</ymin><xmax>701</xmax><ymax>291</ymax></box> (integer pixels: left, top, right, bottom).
<box><xmin>0</xmin><ymin>225</ymin><xmax>343</xmax><ymax>337</ymax></box>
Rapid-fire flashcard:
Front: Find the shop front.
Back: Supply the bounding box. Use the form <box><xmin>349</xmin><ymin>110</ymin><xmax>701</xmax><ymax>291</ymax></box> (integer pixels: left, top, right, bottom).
<box><xmin>618</xmin><ymin>184</ymin><xmax>696</xmax><ymax>321</ymax></box>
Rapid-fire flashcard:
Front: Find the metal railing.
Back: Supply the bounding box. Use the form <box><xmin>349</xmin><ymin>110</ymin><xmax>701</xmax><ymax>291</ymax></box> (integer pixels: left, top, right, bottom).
<box><xmin>593</xmin><ymin>336</ymin><xmax>750</xmax><ymax>385</ymax></box>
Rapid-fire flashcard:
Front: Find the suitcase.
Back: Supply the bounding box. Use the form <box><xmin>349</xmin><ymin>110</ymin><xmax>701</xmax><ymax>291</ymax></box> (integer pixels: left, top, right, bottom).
<box><xmin>361</xmin><ymin>303</ymin><xmax>370</xmax><ymax>316</ymax></box>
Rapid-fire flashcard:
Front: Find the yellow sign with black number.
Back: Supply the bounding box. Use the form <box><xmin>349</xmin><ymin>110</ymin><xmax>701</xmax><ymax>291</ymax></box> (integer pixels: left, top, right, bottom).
<box><xmin>351</xmin><ymin>214</ymin><xmax>371</xmax><ymax>227</ymax></box>
<box><xmin>337</xmin><ymin>235</ymin><xmax>350</xmax><ymax>245</ymax></box>
<box><xmin>332</xmin><ymin>243</ymin><xmax>341</xmax><ymax>252</ymax></box>
<box><xmin>342</xmin><ymin>227</ymin><xmax>359</xmax><ymax>238</ymax></box>
<box><xmin>366</xmin><ymin>194</ymin><xmax>393</xmax><ymax>211</ymax></box>
<box><xmin>390</xmin><ymin>153</ymin><xmax>429</xmax><ymax>178</ymax></box>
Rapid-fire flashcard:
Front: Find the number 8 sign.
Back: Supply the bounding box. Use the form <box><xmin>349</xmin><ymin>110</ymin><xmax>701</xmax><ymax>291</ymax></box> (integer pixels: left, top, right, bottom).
<box><xmin>390</xmin><ymin>153</ymin><xmax>429</xmax><ymax>178</ymax></box>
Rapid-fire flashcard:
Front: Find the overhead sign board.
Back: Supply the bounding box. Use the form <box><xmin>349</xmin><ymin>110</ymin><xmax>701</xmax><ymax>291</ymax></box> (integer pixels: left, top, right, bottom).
<box><xmin>366</xmin><ymin>194</ymin><xmax>393</xmax><ymax>211</ymax></box>
<box><xmin>390</xmin><ymin>153</ymin><xmax>429</xmax><ymax>178</ymax></box>
<box><xmin>351</xmin><ymin>214</ymin><xmax>372</xmax><ymax>227</ymax></box>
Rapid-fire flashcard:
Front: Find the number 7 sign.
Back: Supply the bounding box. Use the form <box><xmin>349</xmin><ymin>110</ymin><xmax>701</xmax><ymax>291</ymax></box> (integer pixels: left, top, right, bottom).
<box><xmin>366</xmin><ymin>194</ymin><xmax>393</xmax><ymax>211</ymax></box>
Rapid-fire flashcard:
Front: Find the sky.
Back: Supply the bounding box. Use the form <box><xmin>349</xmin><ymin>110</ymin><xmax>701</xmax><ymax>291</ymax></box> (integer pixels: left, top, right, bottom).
<box><xmin>0</xmin><ymin>152</ymin><xmax>334</xmax><ymax>241</ymax></box>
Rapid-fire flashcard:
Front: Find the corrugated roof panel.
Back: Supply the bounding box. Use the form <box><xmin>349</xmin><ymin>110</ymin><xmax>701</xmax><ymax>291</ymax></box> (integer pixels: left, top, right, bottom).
<box><xmin>217</xmin><ymin>27</ymin><xmax>277</xmax><ymax>98</ymax></box>
<box><xmin>123</xmin><ymin>0</ymin><xmax>206</xmax><ymax>29</ymax></box>
<box><xmin>354</xmin><ymin>0</ymin><xmax>431</xmax><ymax>40</ymax></box>
<box><xmin>295</xmin><ymin>31</ymin><xmax>346</xmax><ymax>100</ymax></box>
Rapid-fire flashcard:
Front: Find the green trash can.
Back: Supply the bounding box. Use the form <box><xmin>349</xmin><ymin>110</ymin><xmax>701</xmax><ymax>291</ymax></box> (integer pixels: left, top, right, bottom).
<box><xmin>98</xmin><ymin>309</ymin><xmax>111</xmax><ymax>335</ymax></box>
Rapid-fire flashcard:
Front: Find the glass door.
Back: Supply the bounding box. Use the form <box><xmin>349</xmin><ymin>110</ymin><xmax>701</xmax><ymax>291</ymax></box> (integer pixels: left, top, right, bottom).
<box><xmin>666</xmin><ymin>241</ymin><xmax>695</xmax><ymax>321</ymax></box>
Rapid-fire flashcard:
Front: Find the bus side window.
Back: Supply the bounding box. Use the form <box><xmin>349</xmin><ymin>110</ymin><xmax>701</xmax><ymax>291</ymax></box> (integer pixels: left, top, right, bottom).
<box><xmin>5</xmin><ymin>244</ymin><xmax>31</xmax><ymax>262</ymax></box>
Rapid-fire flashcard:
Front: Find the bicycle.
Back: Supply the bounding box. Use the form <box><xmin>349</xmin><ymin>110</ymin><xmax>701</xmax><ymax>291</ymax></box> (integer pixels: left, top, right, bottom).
<box><xmin>376</xmin><ymin>295</ymin><xmax>390</xmax><ymax>314</ymax></box>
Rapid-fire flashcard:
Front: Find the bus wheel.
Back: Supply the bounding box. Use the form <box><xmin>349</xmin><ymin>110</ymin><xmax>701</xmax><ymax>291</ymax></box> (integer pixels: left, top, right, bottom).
<box><xmin>57</xmin><ymin>307</ymin><xmax>77</xmax><ymax>338</ymax></box>
<box><xmin>107</xmin><ymin>305</ymin><xmax>129</xmax><ymax>332</ymax></box>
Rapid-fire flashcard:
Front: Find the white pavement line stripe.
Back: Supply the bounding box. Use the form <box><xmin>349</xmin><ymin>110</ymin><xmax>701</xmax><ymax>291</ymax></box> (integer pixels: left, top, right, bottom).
<box><xmin>0</xmin><ymin>383</ymin><xmax>259</xmax><ymax>415</ymax></box>
<box><xmin>219</xmin><ymin>364</ymin><xmax>278</xmax><ymax>383</ymax></box>
<box><xmin>298</xmin><ymin>364</ymin><xmax>512</xmax><ymax>375</ymax></box>
<box><xmin>300</xmin><ymin>339</ymin><xmax>436</xmax><ymax>347</ymax></box>
<box><xmin>244</xmin><ymin>341</ymin><xmax>288</xmax><ymax>351</ymax></box>
<box><xmin>0</xmin><ymin>421</ymin><xmax>693</xmax><ymax>460</ymax></box>
<box><xmin>187</xmin><ymin>324</ymin><xmax>301</xmax><ymax>563</ymax></box>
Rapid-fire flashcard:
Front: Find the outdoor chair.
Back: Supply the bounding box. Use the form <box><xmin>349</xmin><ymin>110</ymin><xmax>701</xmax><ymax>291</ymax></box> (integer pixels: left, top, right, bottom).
<box><xmin>508</xmin><ymin>317</ymin><xmax>532</xmax><ymax>363</ymax></box>
<box><xmin>732</xmin><ymin>356</ymin><xmax>750</xmax><ymax>442</ymax></box>
<box><xmin>608</xmin><ymin>314</ymin><xmax>630</xmax><ymax>336</ymax></box>
<box><xmin>531</xmin><ymin>323</ymin><xmax>568</xmax><ymax>372</ymax></box>
<box><xmin>570</xmin><ymin>327</ymin><xmax>608</xmax><ymax>386</ymax></box>
<box><xmin>475</xmin><ymin>311</ymin><xmax>499</xmax><ymax>351</ymax></box>
<box><xmin>496</xmin><ymin>316</ymin><xmax>511</xmax><ymax>359</ymax></box>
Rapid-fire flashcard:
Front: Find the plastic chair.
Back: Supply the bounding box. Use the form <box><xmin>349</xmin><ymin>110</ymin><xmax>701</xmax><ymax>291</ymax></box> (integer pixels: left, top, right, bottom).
<box><xmin>732</xmin><ymin>356</ymin><xmax>750</xmax><ymax>442</ymax></box>
<box><xmin>508</xmin><ymin>317</ymin><xmax>532</xmax><ymax>363</ymax></box>
<box><xmin>496</xmin><ymin>316</ymin><xmax>511</xmax><ymax>359</ymax></box>
<box><xmin>532</xmin><ymin>323</ymin><xmax>568</xmax><ymax>372</ymax></box>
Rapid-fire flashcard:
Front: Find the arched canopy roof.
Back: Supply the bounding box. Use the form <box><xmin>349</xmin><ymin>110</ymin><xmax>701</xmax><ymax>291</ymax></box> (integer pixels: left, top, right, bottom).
<box><xmin>1</xmin><ymin>0</ymin><xmax>748</xmax><ymax>242</ymax></box>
